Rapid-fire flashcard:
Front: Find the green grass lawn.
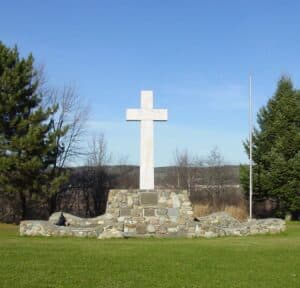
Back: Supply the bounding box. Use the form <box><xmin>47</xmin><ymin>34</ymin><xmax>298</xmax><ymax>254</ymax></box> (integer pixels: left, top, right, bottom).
<box><xmin>0</xmin><ymin>223</ymin><xmax>299</xmax><ymax>288</ymax></box>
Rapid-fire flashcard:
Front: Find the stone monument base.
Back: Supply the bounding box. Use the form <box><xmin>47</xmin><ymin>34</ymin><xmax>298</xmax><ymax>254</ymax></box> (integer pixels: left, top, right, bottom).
<box><xmin>20</xmin><ymin>189</ymin><xmax>286</xmax><ymax>238</ymax></box>
<box><xmin>103</xmin><ymin>189</ymin><xmax>195</xmax><ymax>237</ymax></box>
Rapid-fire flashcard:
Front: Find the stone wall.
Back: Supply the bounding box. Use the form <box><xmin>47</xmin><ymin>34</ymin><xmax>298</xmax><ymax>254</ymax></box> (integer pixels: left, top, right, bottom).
<box><xmin>20</xmin><ymin>189</ymin><xmax>286</xmax><ymax>239</ymax></box>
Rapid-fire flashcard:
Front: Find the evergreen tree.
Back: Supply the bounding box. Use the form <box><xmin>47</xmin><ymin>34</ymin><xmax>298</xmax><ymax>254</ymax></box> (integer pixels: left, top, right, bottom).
<box><xmin>240</xmin><ymin>77</ymin><xmax>300</xmax><ymax>218</ymax></box>
<box><xmin>0</xmin><ymin>42</ymin><xmax>67</xmax><ymax>220</ymax></box>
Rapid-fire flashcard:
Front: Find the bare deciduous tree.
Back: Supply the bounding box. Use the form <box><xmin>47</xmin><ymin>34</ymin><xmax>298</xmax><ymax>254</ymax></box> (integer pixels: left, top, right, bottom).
<box><xmin>48</xmin><ymin>85</ymin><xmax>89</xmax><ymax>213</ymax></box>
<box><xmin>38</xmin><ymin>64</ymin><xmax>89</xmax><ymax>168</ymax></box>
<box><xmin>51</xmin><ymin>85</ymin><xmax>89</xmax><ymax>168</ymax></box>
<box><xmin>87</xmin><ymin>133</ymin><xmax>111</xmax><ymax>167</ymax></box>
<box><xmin>173</xmin><ymin>147</ymin><xmax>226</xmax><ymax>206</ymax></box>
<box><xmin>173</xmin><ymin>148</ymin><xmax>203</xmax><ymax>194</ymax></box>
<box><xmin>204</xmin><ymin>147</ymin><xmax>225</xmax><ymax>207</ymax></box>
<box><xmin>173</xmin><ymin>148</ymin><xmax>189</xmax><ymax>189</ymax></box>
<box><xmin>86</xmin><ymin>133</ymin><xmax>111</xmax><ymax>215</ymax></box>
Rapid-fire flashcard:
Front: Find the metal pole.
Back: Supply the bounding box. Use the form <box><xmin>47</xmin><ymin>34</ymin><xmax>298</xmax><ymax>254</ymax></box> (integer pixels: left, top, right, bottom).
<box><xmin>249</xmin><ymin>75</ymin><xmax>253</xmax><ymax>220</ymax></box>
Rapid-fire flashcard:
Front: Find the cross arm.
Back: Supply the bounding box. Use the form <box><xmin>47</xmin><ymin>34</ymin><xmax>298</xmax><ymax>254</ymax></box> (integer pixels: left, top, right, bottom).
<box><xmin>126</xmin><ymin>109</ymin><xmax>168</xmax><ymax>121</ymax></box>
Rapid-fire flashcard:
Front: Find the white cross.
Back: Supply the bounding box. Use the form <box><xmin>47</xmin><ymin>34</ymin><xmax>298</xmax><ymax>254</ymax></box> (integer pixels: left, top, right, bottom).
<box><xmin>126</xmin><ymin>91</ymin><xmax>168</xmax><ymax>190</ymax></box>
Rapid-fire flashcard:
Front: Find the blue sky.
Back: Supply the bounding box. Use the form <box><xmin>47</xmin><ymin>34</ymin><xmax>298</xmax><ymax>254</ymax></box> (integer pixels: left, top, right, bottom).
<box><xmin>2</xmin><ymin>1</ymin><xmax>300</xmax><ymax>166</ymax></box>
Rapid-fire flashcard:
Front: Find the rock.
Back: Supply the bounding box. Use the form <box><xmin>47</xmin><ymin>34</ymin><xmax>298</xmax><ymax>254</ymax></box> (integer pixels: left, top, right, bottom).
<box><xmin>147</xmin><ymin>224</ymin><xmax>156</xmax><ymax>233</ymax></box>
<box><xmin>98</xmin><ymin>229</ymin><xmax>124</xmax><ymax>239</ymax></box>
<box><xmin>127</xmin><ymin>196</ymin><xmax>133</xmax><ymax>207</ymax></box>
<box><xmin>204</xmin><ymin>231</ymin><xmax>218</xmax><ymax>238</ymax></box>
<box><xmin>117</xmin><ymin>216</ymin><xmax>125</xmax><ymax>222</ymax></box>
<box><xmin>158</xmin><ymin>226</ymin><xmax>168</xmax><ymax>234</ymax></box>
<box><xmin>158</xmin><ymin>196</ymin><xmax>167</xmax><ymax>204</ymax></box>
<box><xmin>167</xmin><ymin>227</ymin><xmax>178</xmax><ymax>233</ymax></box>
<box><xmin>172</xmin><ymin>194</ymin><xmax>181</xmax><ymax>208</ymax></box>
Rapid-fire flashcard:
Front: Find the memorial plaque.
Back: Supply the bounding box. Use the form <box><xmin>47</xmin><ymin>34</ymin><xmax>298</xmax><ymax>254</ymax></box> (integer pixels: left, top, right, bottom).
<box><xmin>120</xmin><ymin>207</ymin><xmax>131</xmax><ymax>216</ymax></box>
<box><xmin>156</xmin><ymin>208</ymin><xmax>168</xmax><ymax>216</ymax></box>
<box><xmin>136</xmin><ymin>223</ymin><xmax>147</xmax><ymax>234</ymax></box>
<box><xmin>143</xmin><ymin>208</ymin><xmax>155</xmax><ymax>217</ymax></box>
<box><xmin>168</xmin><ymin>208</ymin><xmax>179</xmax><ymax>217</ymax></box>
<box><xmin>140</xmin><ymin>192</ymin><xmax>158</xmax><ymax>205</ymax></box>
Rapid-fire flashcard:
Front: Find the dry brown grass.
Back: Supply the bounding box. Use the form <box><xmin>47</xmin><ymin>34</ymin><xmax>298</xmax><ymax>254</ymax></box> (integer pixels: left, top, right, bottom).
<box><xmin>193</xmin><ymin>204</ymin><xmax>213</xmax><ymax>217</ymax></box>
<box><xmin>193</xmin><ymin>203</ymin><xmax>248</xmax><ymax>221</ymax></box>
<box><xmin>224</xmin><ymin>205</ymin><xmax>248</xmax><ymax>220</ymax></box>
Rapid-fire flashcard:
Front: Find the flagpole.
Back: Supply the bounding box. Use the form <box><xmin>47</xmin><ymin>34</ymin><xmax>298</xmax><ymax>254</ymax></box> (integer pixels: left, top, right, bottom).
<box><xmin>249</xmin><ymin>75</ymin><xmax>253</xmax><ymax>220</ymax></box>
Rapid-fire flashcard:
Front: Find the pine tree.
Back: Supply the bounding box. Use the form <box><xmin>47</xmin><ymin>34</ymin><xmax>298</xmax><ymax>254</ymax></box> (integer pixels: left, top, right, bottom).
<box><xmin>240</xmin><ymin>77</ymin><xmax>300</xmax><ymax>218</ymax></box>
<box><xmin>0</xmin><ymin>42</ymin><xmax>67</xmax><ymax>220</ymax></box>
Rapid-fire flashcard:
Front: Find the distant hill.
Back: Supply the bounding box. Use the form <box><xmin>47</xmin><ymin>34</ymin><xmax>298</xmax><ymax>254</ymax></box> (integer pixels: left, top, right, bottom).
<box><xmin>154</xmin><ymin>165</ymin><xmax>240</xmax><ymax>186</ymax></box>
<box><xmin>67</xmin><ymin>165</ymin><xmax>241</xmax><ymax>187</ymax></box>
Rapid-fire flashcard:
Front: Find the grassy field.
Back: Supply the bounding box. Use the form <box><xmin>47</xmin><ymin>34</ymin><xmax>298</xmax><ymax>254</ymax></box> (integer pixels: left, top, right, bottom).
<box><xmin>0</xmin><ymin>223</ymin><xmax>299</xmax><ymax>288</ymax></box>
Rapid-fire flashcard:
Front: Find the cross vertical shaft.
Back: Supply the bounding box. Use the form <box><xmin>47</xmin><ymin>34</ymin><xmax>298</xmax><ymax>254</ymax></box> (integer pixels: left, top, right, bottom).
<box><xmin>140</xmin><ymin>119</ymin><xmax>154</xmax><ymax>189</ymax></box>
